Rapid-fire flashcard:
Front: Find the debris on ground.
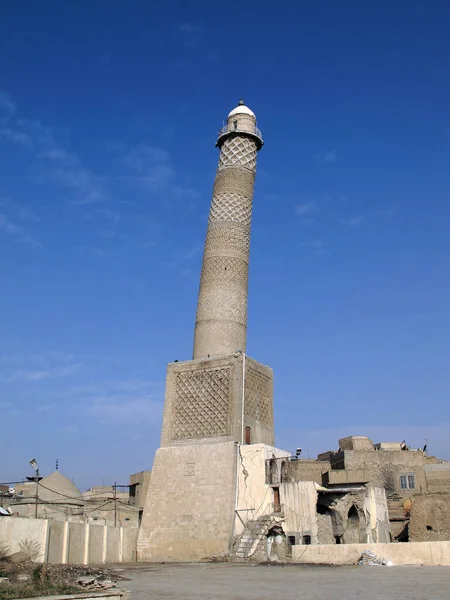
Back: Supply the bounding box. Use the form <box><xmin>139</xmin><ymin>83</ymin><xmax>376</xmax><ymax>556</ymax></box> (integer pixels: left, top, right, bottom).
<box><xmin>358</xmin><ymin>549</ymin><xmax>394</xmax><ymax>567</ymax></box>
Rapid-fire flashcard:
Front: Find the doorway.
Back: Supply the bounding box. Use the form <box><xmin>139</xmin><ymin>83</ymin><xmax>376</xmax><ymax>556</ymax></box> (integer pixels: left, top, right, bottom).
<box><xmin>273</xmin><ymin>487</ymin><xmax>281</xmax><ymax>513</ymax></box>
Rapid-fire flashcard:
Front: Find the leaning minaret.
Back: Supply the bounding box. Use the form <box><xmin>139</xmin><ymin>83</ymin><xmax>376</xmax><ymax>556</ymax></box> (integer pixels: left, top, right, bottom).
<box><xmin>138</xmin><ymin>101</ymin><xmax>274</xmax><ymax>563</ymax></box>
<box><xmin>193</xmin><ymin>99</ymin><xmax>263</xmax><ymax>359</ymax></box>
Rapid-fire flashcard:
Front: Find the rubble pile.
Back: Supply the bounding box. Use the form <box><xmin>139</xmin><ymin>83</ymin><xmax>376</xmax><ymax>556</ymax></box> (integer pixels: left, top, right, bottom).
<box><xmin>358</xmin><ymin>549</ymin><xmax>394</xmax><ymax>567</ymax></box>
<box><xmin>77</xmin><ymin>576</ymin><xmax>117</xmax><ymax>590</ymax></box>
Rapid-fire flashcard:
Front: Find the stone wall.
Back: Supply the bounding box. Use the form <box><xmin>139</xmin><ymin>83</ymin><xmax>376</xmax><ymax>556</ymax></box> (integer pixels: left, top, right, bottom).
<box><xmin>339</xmin><ymin>449</ymin><xmax>432</xmax><ymax>495</ymax></box>
<box><xmin>409</xmin><ymin>493</ymin><xmax>450</xmax><ymax>542</ymax></box>
<box><xmin>284</xmin><ymin>459</ymin><xmax>331</xmax><ymax>486</ymax></box>
<box><xmin>138</xmin><ymin>440</ymin><xmax>237</xmax><ymax>561</ymax></box>
<box><xmin>292</xmin><ymin>540</ymin><xmax>450</xmax><ymax>566</ymax></box>
<box><xmin>0</xmin><ymin>517</ymin><xmax>138</xmax><ymax>564</ymax></box>
<box><xmin>160</xmin><ymin>354</ymin><xmax>274</xmax><ymax>448</ymax></box>
<box><xmin>425</xmin><ymin>464</ymin><xmax>450</xmax><ymax>493</ymax></box>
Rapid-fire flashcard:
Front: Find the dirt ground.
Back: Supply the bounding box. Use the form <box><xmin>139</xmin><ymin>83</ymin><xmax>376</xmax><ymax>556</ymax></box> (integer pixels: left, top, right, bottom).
<box><xmin>119</xmin><ymin>562</ymin><xmax>450</xmax><ymax>600</ymax></box>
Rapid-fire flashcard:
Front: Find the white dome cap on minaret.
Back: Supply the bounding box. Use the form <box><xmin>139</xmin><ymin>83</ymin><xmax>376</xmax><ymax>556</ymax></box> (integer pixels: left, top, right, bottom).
<box><xmin>228</xmin><ymin>98</ymin><xmax>256</xmax><ymax>118</ymax></box>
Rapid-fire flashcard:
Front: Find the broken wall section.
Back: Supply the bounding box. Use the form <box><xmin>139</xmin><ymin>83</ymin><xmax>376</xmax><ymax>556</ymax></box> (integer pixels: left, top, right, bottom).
<box><xmin>235</xmin><ymin>444</ymin><xmax>290</xmax><ymax>536</ymax></box>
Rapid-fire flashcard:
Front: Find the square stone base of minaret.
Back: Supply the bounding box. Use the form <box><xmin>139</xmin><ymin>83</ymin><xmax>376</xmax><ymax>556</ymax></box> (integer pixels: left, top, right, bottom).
<box><xmin>137</xmin><ymin>353</ymin><xmax>275</xmax><ymax>561</ymax></box>
<box><xmin>137</xmin><ymin>440</ymin><xmax>238</xmax><ymax>561</ymax></box>
<box><xmin>160</xmin><ymin>353</ymin><xmax>274</xmax><ymax>448</ymax></box>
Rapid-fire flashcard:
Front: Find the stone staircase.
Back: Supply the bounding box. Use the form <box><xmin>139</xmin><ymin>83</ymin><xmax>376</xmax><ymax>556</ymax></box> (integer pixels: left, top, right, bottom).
<box><xmin>233</xmin><ymin>513</ymin><xmax>283</xmax><ymax>561</ymax></box>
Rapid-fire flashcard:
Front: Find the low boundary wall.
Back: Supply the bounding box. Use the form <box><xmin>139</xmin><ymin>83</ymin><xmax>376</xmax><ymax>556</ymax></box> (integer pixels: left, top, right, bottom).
<box><xmin>0</xmin><ymin>517</ymin><xmax>138</xmax><ymax>565</ymax></box>
<box><xmin>24</xmin><ymin>592</ymin><xmax>129</xmax><ymax>600</ymax></box>
<box><xmin>292</xmin><ymin>541</ymin><xmax>450</xmax><ymax>566</ymax></box>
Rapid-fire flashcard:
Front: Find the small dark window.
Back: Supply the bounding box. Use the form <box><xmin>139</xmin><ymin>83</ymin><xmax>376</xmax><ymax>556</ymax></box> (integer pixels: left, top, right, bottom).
<box><xmin>335</xmin><ymin>536</ymin><xmax>342</xmax><ymax>544</ymax></box>
<box><xmin>125</xmin><ymin>518</ymin><xmax>130</xmax><ymax>521</ymax></box>
<box><xmin>303</xmin><ymin>535</ymin><xmax>311</xmax><ymax>545</ymax></box>
<box><xmin>288</xmin><ymin>535</ymin><xmax>296</xmax><ymax>546</ymax></box>
<box><xmin>245</xmin><ymin>426</ymin><xmax>251</xmax><ymax>445</ymax></box>
<box><xmin>426</xmin><ymin>525</ymin><xmax>433</xmax><ymax>531</ymax></box>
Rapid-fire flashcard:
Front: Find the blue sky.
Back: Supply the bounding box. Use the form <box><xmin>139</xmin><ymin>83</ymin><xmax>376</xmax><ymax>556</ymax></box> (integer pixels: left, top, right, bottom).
<box><xmin>1</xmin><ymin>1</ymin><xmax>449</xmax><ymax>489</ymax></box>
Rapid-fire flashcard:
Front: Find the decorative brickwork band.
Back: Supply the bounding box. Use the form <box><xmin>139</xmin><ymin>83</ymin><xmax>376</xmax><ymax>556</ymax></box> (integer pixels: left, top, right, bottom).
<box><xmin>193</xmin><ymin>104</ymin><xmax>263</xmax><ymax>359</ymax></box>
<box><xmin>171</xmin><ymin>367</ymin><xmax>231</xmax><ymax>439</ymax></box>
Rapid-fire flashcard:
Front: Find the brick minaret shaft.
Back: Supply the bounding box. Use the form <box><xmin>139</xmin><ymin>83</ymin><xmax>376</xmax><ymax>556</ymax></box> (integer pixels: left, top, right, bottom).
<box><xmin>193</xmin><ymin>100</ymin><xmax>263</xmax><ymax>359</ymax></box>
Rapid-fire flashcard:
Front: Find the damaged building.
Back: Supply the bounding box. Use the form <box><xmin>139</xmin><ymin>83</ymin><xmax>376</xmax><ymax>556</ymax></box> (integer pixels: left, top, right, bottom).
<box><xmin>232</xmin><ymin>442</ymin><xmax>390</xmax><ymax>561</ymax></box>
<box><xmin>230</xmin><ymin>436</ymin><xmax>450</xmax><ymax>560</ymax></box>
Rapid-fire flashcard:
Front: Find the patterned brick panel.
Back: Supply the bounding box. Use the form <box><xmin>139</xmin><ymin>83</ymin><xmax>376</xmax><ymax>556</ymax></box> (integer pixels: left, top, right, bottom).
<box><xmin>172</xmin><ymin>367</ymin><xmax>231</xmax><ymax>439</ymax></box>
<box><xmin>209</xmin><ymin>192</ymin><xmax>252</xmax><ymax>227</ymax></box>
<box><xmin>212</xmin><ymin>167</ymin><xmax>255</xmax><ymax>200</ymax></box>
<box><xmin>196</xmin><ymin>286</ymin><xmax>247</xmax><ymax>324</ymax></box>
<box><xmin>244</xmin><ymin>368</ymin><xmax>273</xmax><ymax>427</ymax></box>
<box><xmin>218</xmin><ymin>136</ymin><xmax>257</xmax><ymax>172</ymax></box>
<box><xmin>200</xmin><ymin>256</ymin><xmax>248</xmax><ymax>286</ymax></box>
<box><xmin>204</xmin><ymin>222</ymin><xmax>250</xmax><ymax>257</ymax></box>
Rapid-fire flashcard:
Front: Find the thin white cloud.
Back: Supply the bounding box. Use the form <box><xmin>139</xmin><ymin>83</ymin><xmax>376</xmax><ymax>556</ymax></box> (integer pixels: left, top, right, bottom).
<box><xmin>0</xmin><ymin>198</ymin><xmax>40</xmax><ymax>222</ymax></box>
<box><xmin>295</xmin><ymin>201</ymin><xmax>319</xmax><ymax>218</ymax></box>
<box><xmin>301</xmin><ymin>239</ymin><xmax>325</xmax><ymax>251</ymax></box>
<box><xmin>0</xmin><ymin>362</ymin><xmax>82</xmax><ymax>383</ymax></box>
<box><xmin>0</xmin><ymin>212</ymin><xmax>40</xmax><ymax>247</ymax></box>
<box><xmin>0</xmin><ymin>94</ymin><xmax>110</xmax><ymax>208</ymax></box>
<box><xmin>313</xmin><ymin>149</ymin><xmax>337</xmax><ymax>164</ymax></box>
<box><xmin>177</xmin><ymin>22</ymin><xmax>204</xmax><ymax>47</ymax></box>
<box><xmin>324</xmin><ymin>149</ymin><xmax>337</xmax><ymax>163</ymax></box>
<box><xmin>0</xmin><ymin>91</ymin><xmax>16</xmax><ymax>116</ymax></box>
<box><xmin>87</xmin><ymin>396</ymin><xmax>163</xmax><ymax>425</ymax></box>
<box><xmin>340</xmin><ymin>215</ymin><xmax>363</xmax><ymax>227</ymax></box>
<box><xmin>118</xmin><ymin>144</ymin><xmax>175</xmax><ymax>191</ymax></box>
<box><xmin>0</xmin><ymin>127</ymin><xmax>32</xmax><ymax>146</ymax></box>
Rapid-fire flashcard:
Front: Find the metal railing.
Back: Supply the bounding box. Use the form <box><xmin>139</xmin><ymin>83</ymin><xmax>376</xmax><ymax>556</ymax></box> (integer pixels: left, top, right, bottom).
<box><xmin>217</xmin><ymin>124</ymin><xmax>263</xmax><ymax>139</ymax></box>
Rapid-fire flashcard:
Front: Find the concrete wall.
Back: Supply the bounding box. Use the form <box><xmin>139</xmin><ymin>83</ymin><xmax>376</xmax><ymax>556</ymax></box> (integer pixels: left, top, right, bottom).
<box><xmin>363</xmin><ymin>486</ymin><xmax>390</xmax><ymax>543</ymax></box>
<box><xmin>23</xmin><ymin>593</ymin><xmax>129</xmax><ymax>600</ymax></box>
<box><xmin>0</xmin><ymin>516</ymin><xmax>48</xmax><ymax>562</ymax></box>
<box><xmin>67</xmin><ymin>522</ymin><xmax>85</xmax><ymax>564</ymax></box>
<box><xmin>281</xmin><ymin>481</ymin><xmax>318</xmax><ymax>544</ymax></box>
<box><xmin>292</xmin><ymin>540</ymin><xmax>450</xmax><ymax>566</ymax></box>
<box><xmin>0</xmin><ymin>517</ymin><xmax>138</xmax><ymax>564</ymax></box>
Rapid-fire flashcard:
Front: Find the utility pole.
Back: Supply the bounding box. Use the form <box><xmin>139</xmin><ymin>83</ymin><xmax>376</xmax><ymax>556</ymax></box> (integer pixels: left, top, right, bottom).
<box><xmin>29</xmin><ymin>459</ymin><xmax>39</xmax><ymax>519</ymax></box>
<box><xmin>113</xmin><ymin>482</ymin><xmax>117</xmax><ymax>527</ymax></box>
<box><xmin>35</xmin><ymin>466</ymin><xmax>39</xmax><ymax>519</ymax></box>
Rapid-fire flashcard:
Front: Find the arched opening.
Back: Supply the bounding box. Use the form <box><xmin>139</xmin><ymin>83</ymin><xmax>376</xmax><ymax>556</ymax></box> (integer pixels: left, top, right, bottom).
<box><xmin>280</xmin><ymin>460</ymin><xmax>287</xmax><ymax>482</ymax></box>
<box><xmin>269</xmin><ymin>457</ymin><xmax>278</xmax><ymax>484</ymax></box>
<box><xmin>316</xmin><ymin>497</ymin><xmax>335</xmax><ymax>544</ymax></box>
<box><xmin>344</xmin><ymin>504</ymin><xmax>361</xmax><ymax>544</ymax></box>
<box><xmin>245</xmin><ymin>426</ymin><xmax>251</xmax><ymax>445</ymax></box>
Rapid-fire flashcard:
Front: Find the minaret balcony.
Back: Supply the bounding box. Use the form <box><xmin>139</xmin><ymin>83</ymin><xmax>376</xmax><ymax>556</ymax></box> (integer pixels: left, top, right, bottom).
<box><xmin>216</xmin><ymin>123</ymin><xmax>264</xmax><ymax>149</ymax></box>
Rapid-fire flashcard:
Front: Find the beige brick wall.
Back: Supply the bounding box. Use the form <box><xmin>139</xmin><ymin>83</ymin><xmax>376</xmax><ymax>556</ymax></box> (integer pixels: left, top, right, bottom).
<box><xmin>137</xmin><ymin>441</ymin><xmax>238</xmax><ymax>561</ymax></box>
